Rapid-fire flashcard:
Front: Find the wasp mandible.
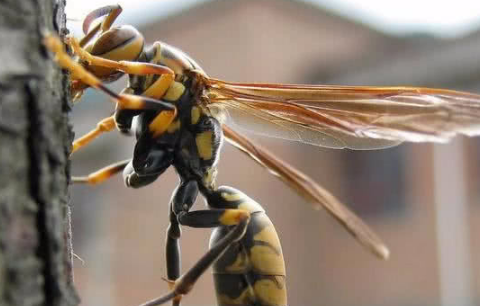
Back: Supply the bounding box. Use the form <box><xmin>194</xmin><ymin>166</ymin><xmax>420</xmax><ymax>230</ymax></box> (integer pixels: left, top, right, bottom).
<box><xmin>45</xmin><ymin>4</ymin><xmax>480</xmax><ymax>306</ymax></box>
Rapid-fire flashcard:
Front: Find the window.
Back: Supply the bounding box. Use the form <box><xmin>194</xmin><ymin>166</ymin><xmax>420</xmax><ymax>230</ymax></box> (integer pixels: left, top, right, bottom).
<box><xmin>339</xmin><ymin>146</ymin><xmax>406</xmax><ymax>217</ymax></box>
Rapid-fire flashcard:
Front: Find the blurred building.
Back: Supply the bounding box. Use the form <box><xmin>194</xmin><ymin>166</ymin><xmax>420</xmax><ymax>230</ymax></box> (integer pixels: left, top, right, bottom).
<box><xmin>70</xmin><ymin>1</ymin><xmax>480</xmax><ymax>306</ymax></box>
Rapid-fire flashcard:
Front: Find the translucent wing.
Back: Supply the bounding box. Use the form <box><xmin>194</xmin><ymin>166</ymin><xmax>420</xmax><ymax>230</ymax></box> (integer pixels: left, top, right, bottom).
<box><xmin>204</xmin><ymin>78</ymin><xmax>480</xmax><ymax>149</ymax></box>
<box><xmin>222</xmin><ymin>125</ymin><xmax>389</xmax><ymax>259</ymax></box>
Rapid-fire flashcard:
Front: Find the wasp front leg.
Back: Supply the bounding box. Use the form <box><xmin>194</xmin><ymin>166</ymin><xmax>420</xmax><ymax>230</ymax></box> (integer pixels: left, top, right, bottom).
<box><xmin>67</xmin><ymin>37</ymin><xmax>176</xmax><ymax>99</ymax></box>
<box><xmin>44</xmin><ymin>35</ymin><xmax>176</xmax><ymax>100</ymax></box>
<box><xmin>45</xmin><ymin>36</ymin><xmax>178</xmax><ymax>147</ymax></box>
<box><xmin>72</xmin><ymin>159</ymin><xmax>130</xmax><ymax>185</ymax></box>
<box><xmin>71</xmin><ymin>88</ymin><xmax>138</xmax><ymax>155</ymax></box>
<box><xmin>70</xmin><ymin>95</ymin><xmax>176</xmax><ymax>155</ymax></box>
<box><xmin>71</xmin><ymin>158</ymin><xmax>165</xmax><ymax>187</ymax></box>
<box><xmin>69</xmin><ymin>36</ymin><xmax>185</xmax><ymax>103</ymax></box>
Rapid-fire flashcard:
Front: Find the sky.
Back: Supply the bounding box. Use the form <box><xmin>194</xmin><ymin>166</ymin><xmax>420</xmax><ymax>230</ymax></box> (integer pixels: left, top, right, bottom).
<box><xmin>66</xmin><ymin>0</ymin><xmax>480</xmax><ymax>38</ymax></box>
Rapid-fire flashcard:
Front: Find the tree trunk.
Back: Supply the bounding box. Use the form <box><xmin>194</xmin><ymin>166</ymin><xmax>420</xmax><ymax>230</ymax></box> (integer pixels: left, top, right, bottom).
<box><xmin>0</xmin><ymin>0</ymin><xmax>78</xmax><ymax>305</ymax></box>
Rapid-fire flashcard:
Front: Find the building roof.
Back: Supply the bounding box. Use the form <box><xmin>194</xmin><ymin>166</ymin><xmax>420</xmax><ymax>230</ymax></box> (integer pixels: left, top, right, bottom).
<box><xmin>323</xmin><ymin>25</ymin><xmax>480</xmax><ymax>91</ymax></box>
<box><xmin>140</xmin><ymin>0</ymin><xmax>392</xmax><ymax>38</ymax></box>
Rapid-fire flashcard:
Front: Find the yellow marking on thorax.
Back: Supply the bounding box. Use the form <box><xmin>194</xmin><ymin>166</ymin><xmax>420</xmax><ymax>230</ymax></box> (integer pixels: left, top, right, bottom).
<box><xmin>254</xmin><ymin>278</ymin><xmax>287</xmax><ymax>306</ymax></box>
<box><xmin>191</xmin><ymin>106</ymin><xmax>201</xmax><ymax>124</ymax></box>
<box><xmin>143</xmin><ymin>74</ymin><xmax>174</xmax><ymax>100</ymax></box>
<box><xmin>202</xmin><ymin>168</ymin><xmax>217</xmax><ymax>189</ymax></box>
<box><xmin>144</xmin><ymin>43</ymin><xmax>184</xmax><ymax>102</ymax></box>
<box><xmin>164</xmin><ymin>82</ymin><xmax>185</xmax><ymax>101</ymax></box>
<box><xmin>149</xmin><ymin>111</ymin><xmax>176</xmax><ymax>137</ymax></box>
<box><xmin>167</xmin><ymin>120</ymin><xmax>181</xmax><ymax>133</ymax></box>
<box><xmin>250</xmin><ymin>225</ymin><xmax>285</xmax><ymax>275</ymax></box>
<box><xmin>195</xmin><ymin>131</ymin><xmax>213</xmax><ymax>160</ymax></box>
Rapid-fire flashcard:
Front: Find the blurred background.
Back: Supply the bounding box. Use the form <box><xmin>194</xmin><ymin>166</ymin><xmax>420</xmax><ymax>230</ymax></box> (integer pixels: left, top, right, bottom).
<box><xmin>66</xmin><ymin>0</ymin><xmax>480</xmax><ymax>305</ymax></box>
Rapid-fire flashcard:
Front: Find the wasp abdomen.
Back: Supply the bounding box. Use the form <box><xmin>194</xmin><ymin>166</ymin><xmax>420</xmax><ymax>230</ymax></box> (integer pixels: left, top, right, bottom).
<box><xmin>208</xmin><ymin>187</ymin><xmax>287</xmax><ymax>306</ymax></box>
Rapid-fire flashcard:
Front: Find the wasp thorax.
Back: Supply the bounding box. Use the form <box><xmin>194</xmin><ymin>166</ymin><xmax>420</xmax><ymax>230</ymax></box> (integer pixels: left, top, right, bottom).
<box><xmin>85</xmin><ymin>25</ymin><xmax>145</xmax><ymax>81</ymax></box>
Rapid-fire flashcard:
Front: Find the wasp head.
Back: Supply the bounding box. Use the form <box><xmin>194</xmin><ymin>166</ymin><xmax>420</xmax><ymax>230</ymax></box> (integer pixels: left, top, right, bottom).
<box><xmin>83</xmin><ymin>25</ymin><xmax>145</xmax><ymax>82</ymax></box>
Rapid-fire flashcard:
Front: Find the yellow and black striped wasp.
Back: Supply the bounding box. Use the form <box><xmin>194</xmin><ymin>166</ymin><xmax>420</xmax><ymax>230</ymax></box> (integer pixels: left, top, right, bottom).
<box><xmin>45</xmin><ymin>4</ymin><xmax>480</xmax><ymax>306</ymax></box>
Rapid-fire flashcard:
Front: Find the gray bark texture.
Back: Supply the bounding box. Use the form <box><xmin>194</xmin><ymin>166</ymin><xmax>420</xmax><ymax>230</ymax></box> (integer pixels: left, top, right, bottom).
<box><xmin>0</xmin><ymin>0</ymin><xmax>79</xmax><ymax>306</ymax></box>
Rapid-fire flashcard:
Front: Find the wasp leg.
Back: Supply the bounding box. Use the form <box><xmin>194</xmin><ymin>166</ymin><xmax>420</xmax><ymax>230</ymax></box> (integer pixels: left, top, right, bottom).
<box><xmin>68</xmin><ymin>37</ymin><xmax>176</xmax><ymax>101</ymax></box>
<box><xmin>68</xmin><ymin>37</ymin><xmax>175</xmax><ymax>81</ymax></box>
<box><xmin>164</xmin><ymin>181</ymin><xmax>199</xmax><ymax>306</ymax></box>
<box><xmin>46</xmin><ymin>35</ymin><xmax>178</xmax><ymax>138</ymax></box>
<box><xmin>70</xmin><ymin>4</ymin><xmax>123</xmax><ymax>99</ymax></box>
<box><xmin>72</xmin><ymin>102</ymin><xmax>175</xmax><ymax>156</ymax></box>
<box><xmin>46</xmin><ymin>35</ymin><xmax>178</xmax><ymax>133</ymax></box>
<box><xmin>72</xmin><ymin>159</ymin><xmax>162</xmax><ymax>187</ymax></box>
<box><xmin>72</xmin><ymin>159</ymin><xmax>130</xmax><ymax>185</ymax></box>
<box><xmin>165</xmin><ymin>206</ymin><xmax>182</xmax><ymax>306</ymax></box>
<box><xmin>45</xmin><ymin>35</ymin><xmax>175</xmax><ymax>106</ymax></box>
<box><xmin>71</xmin><ymin>115</ymin><xmax>116</xmax><ymax>154</ymax></box>
<box><xmin>46</xmin><ymin>34</ymin><xmax>179</xmax><ymax>138</ymax></box>
<box><xmin>138</xmin><ymin>209</ymin><xmax>250</xmax><ymax>306</ymax></box>
<box><xmin>72</xmin><ymin>87</ymin><xmax>142</xmax><ymax>153</ymax></box>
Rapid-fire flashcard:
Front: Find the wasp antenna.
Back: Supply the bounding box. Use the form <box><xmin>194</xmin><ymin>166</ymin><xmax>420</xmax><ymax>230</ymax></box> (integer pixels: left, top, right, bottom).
<box><xmin>82</xmin><ymin>4</ymin><xmax>122</xmax><ymax>34</ymax></box>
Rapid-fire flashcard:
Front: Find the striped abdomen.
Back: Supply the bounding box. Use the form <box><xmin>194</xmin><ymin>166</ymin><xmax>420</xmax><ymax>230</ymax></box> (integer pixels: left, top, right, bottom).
<box><xmin>209</xmin><ymin>193</ymin><xmax>287</xmax><ymax>306</ymax></box>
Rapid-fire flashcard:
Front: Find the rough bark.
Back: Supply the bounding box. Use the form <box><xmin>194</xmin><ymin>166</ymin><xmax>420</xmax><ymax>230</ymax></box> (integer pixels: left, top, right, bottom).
<box><xmin>0</xmin><ymin>0</ymin><xmax>79</xmax><ymax>305</ymax></box>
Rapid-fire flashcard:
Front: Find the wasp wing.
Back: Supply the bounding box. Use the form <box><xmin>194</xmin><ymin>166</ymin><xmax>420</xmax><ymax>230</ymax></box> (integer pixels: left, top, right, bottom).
<box><xmin>206</xmin><ymin>78</ymin><xmax>480</xmax><ymax>149</ymax></box>
<box><xmin>222</xmin><ymin>125</ymin><xmax>390</xmax><ymax>260</ymax></box>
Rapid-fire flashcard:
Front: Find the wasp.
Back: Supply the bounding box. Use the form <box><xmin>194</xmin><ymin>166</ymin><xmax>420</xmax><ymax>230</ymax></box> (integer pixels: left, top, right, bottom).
<box><xmin>44</xmin><ymin>4</ymin><xmax>480</xmax><ymax>306</ymax></box>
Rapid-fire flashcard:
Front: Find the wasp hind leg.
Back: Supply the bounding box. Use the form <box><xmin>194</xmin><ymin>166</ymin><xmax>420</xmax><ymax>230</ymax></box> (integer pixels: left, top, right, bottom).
<box><xmin>140</xmin><ymin>210</ymin><xmax>249</xmax><ymax>306</ymax></box>
<box><xmin>142</xmin><ymin>185</ymin><xmax>251</xmax><ymax>306</ymax></box>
